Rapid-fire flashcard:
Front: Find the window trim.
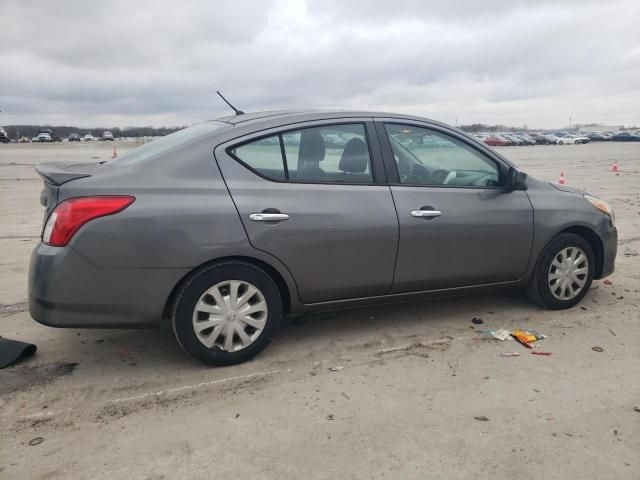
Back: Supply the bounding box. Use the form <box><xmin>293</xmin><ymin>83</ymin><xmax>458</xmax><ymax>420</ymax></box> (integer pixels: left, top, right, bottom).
<box><xmin>375</xmin><ymin>119</ymin><xmax>509</xmax><ymax>189</ymax></box>
<box><xmin>225</xmin><ymin>121</ymin><xmax>385</xmax><ymax>186</ymax></box>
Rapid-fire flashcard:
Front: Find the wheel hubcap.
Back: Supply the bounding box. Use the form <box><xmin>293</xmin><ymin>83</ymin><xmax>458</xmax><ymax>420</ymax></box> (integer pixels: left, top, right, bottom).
<box><xmin>192</xmin><ymin>280</ymin><xmax>268</xmax><ymax>352</ymax></box>
<box><xmin>548</xmin><ymin>247</ymin><xmax>589</xmax><ymax>301</ymax></box>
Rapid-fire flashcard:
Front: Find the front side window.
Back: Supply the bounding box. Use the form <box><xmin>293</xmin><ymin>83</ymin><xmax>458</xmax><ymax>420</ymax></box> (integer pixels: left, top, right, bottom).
<box><xmin>384</xmin><ymin>124</ymin><xmax>501</xmax><ymax>187</ymax></box>
<box><xmin>230</xmin><ymin>123</ymin><xmax>373</xmax><ymax>184</ymax></box>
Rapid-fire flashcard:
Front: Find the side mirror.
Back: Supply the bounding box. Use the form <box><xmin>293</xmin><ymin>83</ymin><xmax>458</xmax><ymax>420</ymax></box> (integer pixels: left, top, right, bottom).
<box><xmin>505</xmin><ymin>167</ymin><xmax>528</xmax><ymax>191</ymax></box>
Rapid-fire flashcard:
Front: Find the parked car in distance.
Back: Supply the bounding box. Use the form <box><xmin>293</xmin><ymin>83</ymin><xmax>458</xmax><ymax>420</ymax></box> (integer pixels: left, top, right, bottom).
<box><xmin>0</xmin><ymin>127</ymin><xmax>9</xmax><ymax>143</ymax></box>
<box><xmin>102</xmin><ymin>131</ymin><xmax>115</xmax><ymax>141</ymax></box>
<box><xmin>37</xmin><ymin>132</ymin><xmax>53</xmax><ymax>143</ymax></box>
<box><xmin>483</xmin><ymin>135</ymin><xmax>509</xmax><ymax>146</ymax></box>
<box><xmin>556</xmin><ymin>134</ymin><xmax>589</xmax><ymax>145</ymax></box>
<box><xmin>528</xmin><ymin>133</ymin><xmax>553</xmax><ymax>145</ymax></box>
<box><xmin>29</xmin><ymin>110</ymin><xmax>617</xmax><ymax>366</ymax></box>
<box><xmin>573</xmin><ymin>134</ymin><xmax>591</xmax><ymax>144</ymax></box>
<box><xmin>502</xmin><ymin>134</ymin><xmax>524</xmax><ymax>145</ymax></box>
<box><xmin>611</xmin><ymin>131</ymin><xmax>640</xmax><ymax>141</ymax></box>
<box><xmin>83</xmin><ymin>134</ymin><xmax>95</xmax><ymax>141</ymax></box>
<box><xmin>514</xmin><ymin>133</ymin><xmax>536</xmax><ymax>145</ymax></box>
<box><xmin>491</xmin><ymin>134</ymin><xmax>515</xmax><ymax>145</ymax></box>
<box><xmin>68</xmin><ymin>133</ymin><xmax>81</xmax><ymax>142</ymax></box>
<box><xmin>586</xmin><ymin>132</ymin><xmax>608</xmax><ymax>141</ymax></box>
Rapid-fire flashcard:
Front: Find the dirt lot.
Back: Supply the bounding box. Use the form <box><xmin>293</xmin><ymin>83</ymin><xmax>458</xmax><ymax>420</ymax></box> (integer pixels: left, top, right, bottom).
<box><xmin>1</xmin><ymin>141</ymin><xmax>639</xmax><ymax>480</ymax></box>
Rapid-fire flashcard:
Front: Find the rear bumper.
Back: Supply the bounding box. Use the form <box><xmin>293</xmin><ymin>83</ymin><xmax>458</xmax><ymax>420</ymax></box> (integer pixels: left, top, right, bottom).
<box><xmin>28</xmin><ymin>244</ymin><xmax>189</xmax><ymax>328</ymax></box>
<box><xmin>596</xmin><ymin>215</ymin><xmax>617</xmax><ymax>279</ymax></box>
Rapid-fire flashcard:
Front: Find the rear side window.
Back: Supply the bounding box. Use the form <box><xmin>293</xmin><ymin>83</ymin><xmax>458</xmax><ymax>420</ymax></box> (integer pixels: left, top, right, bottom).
<box><xmin>229</xmin><ymin>123</ymin><xmax>373</xmax><ymax>184</ymax></box>
<box><xmin>231</xmin><ymin>137</ymin><xmax>286</xmax><ymax>180</ymax></box>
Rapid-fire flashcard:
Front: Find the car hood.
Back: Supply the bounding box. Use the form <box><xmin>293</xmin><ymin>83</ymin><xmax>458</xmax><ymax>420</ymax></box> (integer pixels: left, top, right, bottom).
<box><xmin>549</xmin><ymin>182</ymin><xmax>588</xmax><ymax>195</ymax></box>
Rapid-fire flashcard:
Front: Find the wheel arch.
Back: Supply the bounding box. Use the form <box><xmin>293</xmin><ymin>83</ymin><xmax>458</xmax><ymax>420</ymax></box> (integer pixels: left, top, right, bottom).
<box><xmin>558</xmin><ymin>225</ymin><xmax>604</xmax><ymax>278</ymax></box>
<box><xmin>162</xmin><ymin>256</ymin><xmax>294</xmax><ymax>321</ymax></box>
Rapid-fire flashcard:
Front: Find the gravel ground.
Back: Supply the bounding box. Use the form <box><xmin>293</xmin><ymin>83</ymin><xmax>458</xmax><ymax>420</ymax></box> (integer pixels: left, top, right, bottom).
<box><xmin>0</xmin><ymin>141</ymin><xmax>639</xmax><ymax>480</ymax></box>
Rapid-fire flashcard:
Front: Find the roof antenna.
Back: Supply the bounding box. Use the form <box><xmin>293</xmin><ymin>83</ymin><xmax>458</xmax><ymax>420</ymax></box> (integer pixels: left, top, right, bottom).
<box><xmin>216</xmin><ymin>91</ymin><xmax>245</xmax><ymax>115</ymax></box>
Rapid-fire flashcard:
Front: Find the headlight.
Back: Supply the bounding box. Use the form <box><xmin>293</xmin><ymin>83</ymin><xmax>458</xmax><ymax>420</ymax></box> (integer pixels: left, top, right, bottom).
<box><xmin>584</xmin><ymin>194</ymin><xmax>615</xmax><ymax>224</ymax></box>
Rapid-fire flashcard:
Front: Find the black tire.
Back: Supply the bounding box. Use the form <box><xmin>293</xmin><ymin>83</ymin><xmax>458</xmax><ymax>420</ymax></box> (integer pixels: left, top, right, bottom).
<box><xmin>527</xmin><ymin>233</ymin><xmax>595</xmax><ymax>309</ymax></box>
<box><xmin>172</xmin><ymin>261</ymin><xmax>282</xmax><ymax>366</ymax></box>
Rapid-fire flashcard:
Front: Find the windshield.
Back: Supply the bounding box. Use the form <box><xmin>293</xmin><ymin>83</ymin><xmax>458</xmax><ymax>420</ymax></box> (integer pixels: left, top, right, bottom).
<box><xmin>112</xmin><ymin>121</ymin><xmax>229</xmax><ymax>166</ymax></box>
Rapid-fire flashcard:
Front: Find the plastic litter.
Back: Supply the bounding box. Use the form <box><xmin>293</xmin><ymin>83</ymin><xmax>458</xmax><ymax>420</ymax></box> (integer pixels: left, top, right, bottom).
<box><xmin>491</xmin><ymin>329</ymin><xmax>511</xmax><ymax>341</ymax></box>
<box><xmin>592</xmin><ymin>346</ymin><xmax>604</xmax><ymax>352</ymax></box>
<box><xmin>471</xmin><ymin>317</ymin><xmax>484</xmax><ymax>325</ymax></box>
<box><xmin>531</xmin><ymin>351</ymin><xmax>552</xmax><ymax>356</ymax></box>
<box><xmin>328</xmin><ymin>366</ymin><xmax>344</xmax><ymax>372</ymax></box>
<box><xmin>476</xmin><ymin>329</ymin><xmax>511</xmax><ymax>341</ymax></box>
<box><xmin>499</xmin><ymin>352</ymin><xmax>520</xmax><ymax>357</ymax></box>
<box><xmin>511</xmin><ymin>329</ymin><xmax>547</xmax><ymax>350</ymax></box>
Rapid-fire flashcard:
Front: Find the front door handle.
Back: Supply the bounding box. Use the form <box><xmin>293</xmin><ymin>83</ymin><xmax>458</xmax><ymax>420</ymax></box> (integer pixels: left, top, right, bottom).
<box><xmin>249</xmin><ymin>213</ymin><xmax>290</xmax><ymax>222</ymax></box>
<box><xmin>411</xmin><ymin>208</ymin><xmax>442</xmax><ymax>218</ymax></box>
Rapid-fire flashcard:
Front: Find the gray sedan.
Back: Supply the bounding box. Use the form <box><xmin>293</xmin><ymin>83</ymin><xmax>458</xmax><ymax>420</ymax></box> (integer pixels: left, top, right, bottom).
<box><xmin>29</xmin><ymin>110</ymin><xmax>617</xmax><ymax>365</ymax></box>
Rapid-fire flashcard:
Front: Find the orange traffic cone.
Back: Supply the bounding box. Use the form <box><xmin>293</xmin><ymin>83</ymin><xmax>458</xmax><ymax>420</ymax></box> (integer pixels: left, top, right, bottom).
<box><xmin>112</xmin><ymin>145</ymin><xmax>117</xmax><ymax>159</ymax></box>
<box><xmin>611</xmin><ymin>161</ymin><xmax>618</xmax><ymax>172</ymax></box>
<box><xmin>558</xmin><ymin>171</ymin><xmax>566</xmax><ymax>185</ymax></box>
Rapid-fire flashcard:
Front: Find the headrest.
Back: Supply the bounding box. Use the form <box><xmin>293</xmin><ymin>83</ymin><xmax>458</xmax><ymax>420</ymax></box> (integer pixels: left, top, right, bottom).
<box><xmin>298</xmin><ymin>130</ymin><xmax>325</xmax><ymax>163</ymax></box>
<box><xmin>339</xmin><ymin>138</ymin><xmax>369</xmax><ymax>173</ymax></box>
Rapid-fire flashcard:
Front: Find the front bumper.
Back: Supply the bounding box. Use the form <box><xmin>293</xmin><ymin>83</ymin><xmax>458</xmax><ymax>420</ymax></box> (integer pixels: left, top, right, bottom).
<box><xmin>28</xmin><ymin>244</ymin><xmax>189</xmax><ymax>328</ymax></box>
<box><xmin>596</xmin><ymin>214</ymin><xmax>617</xmax><ymax>279</ymax></box>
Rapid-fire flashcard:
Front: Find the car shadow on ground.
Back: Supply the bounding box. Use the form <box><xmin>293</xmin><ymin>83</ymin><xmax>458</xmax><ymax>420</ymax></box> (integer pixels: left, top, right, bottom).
<box><xmin>33</xmin><ymin>287</ymin><xmax>536</xmax><ymax>373</ymax></box>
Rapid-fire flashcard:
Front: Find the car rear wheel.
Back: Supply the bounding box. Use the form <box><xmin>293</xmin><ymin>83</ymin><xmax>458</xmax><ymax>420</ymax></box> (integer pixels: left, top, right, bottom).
<box><xmin>172</xmin><ymin>261</ymin><xmax>282</xmax><ymax>366</ymax></box>
<box><xmin>527</xmin><ymin>233</ymin><xmax>594</xmax><ymax>309</ymax></box>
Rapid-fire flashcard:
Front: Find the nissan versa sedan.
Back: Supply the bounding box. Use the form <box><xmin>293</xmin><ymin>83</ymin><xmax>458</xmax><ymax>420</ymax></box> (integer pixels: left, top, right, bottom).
<box><xmin>28</xmin><ymin>110</ymin><xmax>617</xmax><ymax>365</ymax></box>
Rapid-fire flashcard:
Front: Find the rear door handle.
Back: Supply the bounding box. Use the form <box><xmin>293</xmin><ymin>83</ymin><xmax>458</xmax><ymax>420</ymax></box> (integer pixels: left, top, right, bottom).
<box><xmin>249</xmin><ymin>213</ymin><xmax>290</xmax><ymax>221</ymax></box>
<box><xmin>411</xmin><ymin>209</ymin><xmax>442</xmax><ymax>218</ymax></box>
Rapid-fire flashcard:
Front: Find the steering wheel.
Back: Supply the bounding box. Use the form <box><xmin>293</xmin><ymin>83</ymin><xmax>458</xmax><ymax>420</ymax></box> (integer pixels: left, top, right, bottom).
<box><xmin>408</xmin><ymin>164</ymin><xmax>430</xmax><ymax>183</ymax></box>
<box><xmin>427</xmin><ymin>169</ymin><xmax>451</xmax><ymax>185</ymax></box>
<box><xmin>443</xmin><ymin>171</ymin><xmax>457</xmax><ymax>185</ymax></box>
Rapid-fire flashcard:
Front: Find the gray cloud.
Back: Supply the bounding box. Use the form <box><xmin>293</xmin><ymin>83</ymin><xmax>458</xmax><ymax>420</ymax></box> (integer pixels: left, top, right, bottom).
<box><xmin>1</xmin><ymin>0</ymin><xmax>639</xmax><ymax>128</ymax></box>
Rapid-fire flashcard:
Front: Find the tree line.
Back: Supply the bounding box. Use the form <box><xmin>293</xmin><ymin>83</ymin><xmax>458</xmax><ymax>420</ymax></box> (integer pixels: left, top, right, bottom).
<box><xmin>1</xmin><ymin>125</ymin><xmax>186</xmax><ymax>139</ymax></box>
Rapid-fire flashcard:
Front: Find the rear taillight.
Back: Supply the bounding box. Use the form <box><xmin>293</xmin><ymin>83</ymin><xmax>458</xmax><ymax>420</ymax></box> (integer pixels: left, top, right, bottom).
<box><xmin>43</xmin><ymin>196</ymin><xmax>135</xmax><ymax>246</ymax></box>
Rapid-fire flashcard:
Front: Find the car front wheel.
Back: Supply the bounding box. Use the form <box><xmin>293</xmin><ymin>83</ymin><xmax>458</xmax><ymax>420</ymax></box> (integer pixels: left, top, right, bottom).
<box><xmin>527</xmin><ymin>233</ymin><xmax>594</xmax><ymax>309</ymax></box>
<box><xmin>172</xmin><ymin>261</ymin><xmax>282</xmax><ymax>366</ymax></box>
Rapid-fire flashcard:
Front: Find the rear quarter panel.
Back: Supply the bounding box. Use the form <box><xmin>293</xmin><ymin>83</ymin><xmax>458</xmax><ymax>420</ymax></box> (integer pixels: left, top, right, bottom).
<box><xmin>62</xmin><ymin>138</ymin><xmax>247</xmax><ymax>269</ymax></box>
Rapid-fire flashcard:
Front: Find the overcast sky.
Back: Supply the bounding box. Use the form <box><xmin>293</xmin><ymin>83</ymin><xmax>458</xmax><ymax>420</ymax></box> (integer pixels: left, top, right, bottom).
<box><xmin>1</xmin><ymin>0</ymin><xmax>639</xmax><ymax>128</ymax></box>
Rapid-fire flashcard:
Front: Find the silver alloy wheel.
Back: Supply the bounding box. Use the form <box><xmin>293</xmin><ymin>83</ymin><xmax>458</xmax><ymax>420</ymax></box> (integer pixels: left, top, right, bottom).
<box><xmin>192</xmin><ymin>280</ymin><xmax>268</xmax><ymax>352</ymax></box>
<box><xmin>548</xmin><ymin>247</ymin><xmax>589</xmax><ymax>301</ymax></box>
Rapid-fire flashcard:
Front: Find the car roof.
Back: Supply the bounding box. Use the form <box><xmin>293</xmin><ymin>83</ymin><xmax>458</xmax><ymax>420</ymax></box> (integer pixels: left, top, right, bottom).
<box><xmin>214</xmin><ymin>109</ymin><xmax>448</xmax><ymax>129</ymax></box>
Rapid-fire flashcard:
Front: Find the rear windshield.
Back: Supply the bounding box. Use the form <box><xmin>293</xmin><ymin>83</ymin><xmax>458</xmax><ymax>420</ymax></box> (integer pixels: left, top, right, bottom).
<box><xmin>112</xmin><ymin>121</ymin><xmax>229</xmax><ymax>166</ymax></box>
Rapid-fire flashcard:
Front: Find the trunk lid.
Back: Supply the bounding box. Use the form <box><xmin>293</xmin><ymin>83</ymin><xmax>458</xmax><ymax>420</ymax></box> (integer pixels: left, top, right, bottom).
<box><xmin>35</xmin><ymin>162</ymin><xmax>102</xmax><ymax>225</ymax></box>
